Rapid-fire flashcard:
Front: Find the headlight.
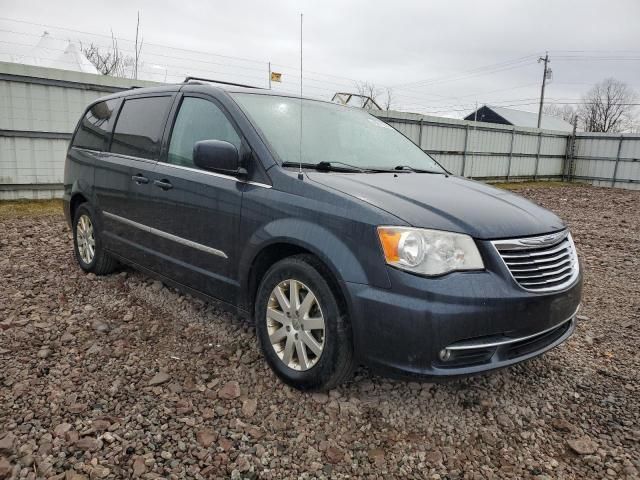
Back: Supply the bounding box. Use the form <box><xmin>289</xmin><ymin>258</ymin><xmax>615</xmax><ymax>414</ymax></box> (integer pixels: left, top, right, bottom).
<box><xmin>377</xmin><ymin>226</ymin><xmax>484</xmax><ymax>276</ymax></box>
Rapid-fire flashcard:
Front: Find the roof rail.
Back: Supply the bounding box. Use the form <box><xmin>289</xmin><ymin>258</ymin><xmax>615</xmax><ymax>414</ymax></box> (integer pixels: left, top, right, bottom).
<box><xmin>183</xmin><ymin>76</ymin><xmax>262</xmax><ymax>89</ymax></box>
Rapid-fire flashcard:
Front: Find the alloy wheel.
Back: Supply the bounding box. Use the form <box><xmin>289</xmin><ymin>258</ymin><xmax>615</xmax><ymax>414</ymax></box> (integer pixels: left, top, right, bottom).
<box><xmin>266</xmin><ymin>279</ymin><xmax>325</xmax><ymax>371</ymax></box>
<box><xmin>76</xmin><ymin>214</ymin><xmax>96</xmax><ymax>264</ymax></box>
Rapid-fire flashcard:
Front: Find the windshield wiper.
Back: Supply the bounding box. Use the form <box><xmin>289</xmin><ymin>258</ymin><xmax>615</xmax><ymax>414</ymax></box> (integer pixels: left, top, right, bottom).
<box><xmin>281</xmin><ymin>161</ymin><xmax>373</xmax><ymax>173</ymax></box>
<box><xmin>281</xmin><ymin>161</ymin><xmax>440</xmax><ymax>174</ymax></box>
<box><xmin>393</xmin><ymin>165</ymin><xmax>445</xmax><ymax>174</ymax></box>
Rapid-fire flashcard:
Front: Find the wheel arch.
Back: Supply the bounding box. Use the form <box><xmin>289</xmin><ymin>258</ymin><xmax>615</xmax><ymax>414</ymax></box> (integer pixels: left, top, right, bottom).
<box><xmin>69</xmin><ymin>192</ymin><xmax>89</xmax><ymax>221</ymax></box>
<box><xmin>243</xmin><ymin>241</ymin><xmax>351</xmax><ymax>319</ymax></box>
<box><xmin>238</xmin><ymin>219</ymin><xmax>371</xmax><ymax>317</ymax></box>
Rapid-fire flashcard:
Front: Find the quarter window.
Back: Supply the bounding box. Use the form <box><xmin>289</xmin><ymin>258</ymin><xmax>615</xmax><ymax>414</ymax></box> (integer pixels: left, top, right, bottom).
<box><xmin>168</xmin><ymin>97</ymin><xmax>241</xmax><ymax>168</ymax></box>
<box><xmin>72</xmin><ymin>99</ymin><xmax>119</xmax><ymax>151</ymax></box>
<box><xmin>110</xmin><ymin>96</ymin><xmax>172</xmax><ymax>160</ymax></box>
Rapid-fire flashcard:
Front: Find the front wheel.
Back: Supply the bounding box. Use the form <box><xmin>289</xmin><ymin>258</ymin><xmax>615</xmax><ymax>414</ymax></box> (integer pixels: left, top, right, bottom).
<box><xmin>255</xmin><ymin>254</ymin><xmax>355</xmax><ymax>391</ymax></box>
<box><xmin>72</xmin><ymin>203</ymin><xmax>118</xmax><ymax>275</ymax></box>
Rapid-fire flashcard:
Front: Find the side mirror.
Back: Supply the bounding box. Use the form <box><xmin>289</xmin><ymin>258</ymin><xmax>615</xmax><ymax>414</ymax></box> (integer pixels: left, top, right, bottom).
<box><xmin>193</xmin><ymin>140</ymin><xmax>246</xmax><ymax>176</ymax></box>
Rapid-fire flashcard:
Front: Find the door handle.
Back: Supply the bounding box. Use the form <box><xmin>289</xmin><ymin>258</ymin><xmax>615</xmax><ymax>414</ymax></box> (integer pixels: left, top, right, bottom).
<box><xmin>153</xmin><ymin>179</ymin><xmax>173</xmax><ymax>190</ymax></box>
<box><xmin>131</xmin><ymin>174</ymin><xmax>149</xmax><ymax>184</ymax></box>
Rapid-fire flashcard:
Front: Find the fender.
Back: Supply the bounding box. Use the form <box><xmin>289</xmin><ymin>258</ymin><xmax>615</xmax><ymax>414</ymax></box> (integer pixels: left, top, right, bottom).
<box><xmin>64</xmin><ymin>177</ymin><xmax>94</xmax><ymax>227</ymax></box>
<box><xmin>237</xmin><ymin>217</ymin><xmax>391</xmax><ymax>311</ymax></box>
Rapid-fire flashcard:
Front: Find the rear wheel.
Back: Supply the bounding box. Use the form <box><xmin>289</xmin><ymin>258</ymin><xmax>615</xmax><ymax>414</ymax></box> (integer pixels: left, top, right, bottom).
<box><xmin>255</xmin><ymin>254</ymin><xmax>354</xmax><ymax>391</ymax></box>
<box><xmin>72</xmin><ymin>203</ymin><xmax>118</xmax><ymax>275</ymax></box>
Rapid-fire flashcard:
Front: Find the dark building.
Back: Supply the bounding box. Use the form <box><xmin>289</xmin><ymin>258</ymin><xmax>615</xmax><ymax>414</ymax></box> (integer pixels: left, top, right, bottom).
<box><xmin>464</xmin><ymin>105</ymin><xmax>574</xmax><ymax>132</ymax></box>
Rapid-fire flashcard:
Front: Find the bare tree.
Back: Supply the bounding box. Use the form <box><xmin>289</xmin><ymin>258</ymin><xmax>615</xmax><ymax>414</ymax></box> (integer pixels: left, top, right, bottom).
<box><xmin>578</xmin><ymin>78</ymin><xmax>638</xmax><ymax>132</ymax></box>
<box><xmin>384</xmin><ymin>87</ymin><xmax>394</xmax><ymax>111</ymax></box>
<box><xmin>81</xmin><ymin>15</ymin><xmax>143</xmax><ymax>78</ymax></box>
<box><xmin>81</xmin><ymin>31</ymin><xmax>128</xmax><ymax>76</ymax></box>
<box><xmin>543</xmin><ymin>104</ymin><xmax>576</xmax><ymax>124</ymax></box>
<box><xmin>355</xmin><ymin>81</ymin><xmax>379</xmax><ymax>109</ymax></box>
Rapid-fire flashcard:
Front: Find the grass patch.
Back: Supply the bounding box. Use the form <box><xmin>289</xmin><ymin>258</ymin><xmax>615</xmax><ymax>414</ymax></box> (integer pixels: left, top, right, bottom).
<box><xmin>0</xmin><ymin>199</ymin><xmax>64</xmax><ymax>219</ymax></box>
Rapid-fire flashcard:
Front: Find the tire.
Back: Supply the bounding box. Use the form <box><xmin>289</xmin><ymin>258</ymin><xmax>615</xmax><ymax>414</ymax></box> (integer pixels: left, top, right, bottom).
<box><xmin>255</xmin><ymin>254</ymin><xmax>355</xmax><ymax>391</ymax></box>
<box><xmin>72</xmin><ymin>203</ymin><xmax>118</xmax><ymax>275</ymax></box>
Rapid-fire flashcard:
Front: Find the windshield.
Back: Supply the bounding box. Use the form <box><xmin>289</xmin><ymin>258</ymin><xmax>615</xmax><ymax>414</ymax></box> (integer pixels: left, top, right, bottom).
<box><xmin>232</xmin><ymin>93</ymin><xmax>445</xmax><ymax>173</ymax></box>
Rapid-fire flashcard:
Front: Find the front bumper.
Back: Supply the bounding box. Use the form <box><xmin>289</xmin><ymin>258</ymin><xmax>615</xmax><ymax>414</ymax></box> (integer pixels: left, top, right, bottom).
<box><xmin>346</xmin><ymin>260</ymin><xmax>583</xmax><ymax>379</ymax></box>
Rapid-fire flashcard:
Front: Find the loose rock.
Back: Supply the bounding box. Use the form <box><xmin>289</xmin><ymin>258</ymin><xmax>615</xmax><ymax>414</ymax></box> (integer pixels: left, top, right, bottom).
<box><xmin>195</xmin><ymin>429</ymin><xmax>217</xmax><ymax>448</ymax></box>
<box><xmin>241</xmin><ymin>398</ymin><xmax>258</xmax><ymax>417</ymax></box>
<box><xmin>567</xmin><ymin>436</ymin><xmax>598</xmax><ymax>455</ymax></box>
<box><xmin>147</xmin><ymin>371</ymin><xmax>171</xmax><ymax>386</ymax></box>
<box><xmin>218</xmin><ymin>381</ymin><xmax>241</xmax><ymax>399</ymax></box>
<box><xmin>325</xmin><ymin>446</ymin><xmax>344</xmax><ymax>464</ymax></box>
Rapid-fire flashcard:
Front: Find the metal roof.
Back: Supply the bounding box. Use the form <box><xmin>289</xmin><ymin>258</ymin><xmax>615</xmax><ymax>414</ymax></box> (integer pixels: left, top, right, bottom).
<box><xmin>485</xmin><ymin>105</ymin><xmax>574</xmax><ymax>132</ymax></box>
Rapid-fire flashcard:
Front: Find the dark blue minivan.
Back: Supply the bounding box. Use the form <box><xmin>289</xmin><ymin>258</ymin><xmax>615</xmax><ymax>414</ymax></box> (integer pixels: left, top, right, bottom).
<box><xmin>63</xmin><ymin>81</ymin><xmax>582</xmax><ymax>390</ymax></box>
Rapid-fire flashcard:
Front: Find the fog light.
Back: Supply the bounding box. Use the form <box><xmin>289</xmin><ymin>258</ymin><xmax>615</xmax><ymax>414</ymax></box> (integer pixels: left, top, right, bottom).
<box><xmin>439</xmin><ymin>349</ymin><xmax>451</xmax><ymax>361</ymax></box>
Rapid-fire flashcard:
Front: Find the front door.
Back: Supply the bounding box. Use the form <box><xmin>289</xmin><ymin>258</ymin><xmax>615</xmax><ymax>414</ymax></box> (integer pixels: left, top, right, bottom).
<box><xmin>143</xmin><ymin>94</ymin><xmax>245</xmax><ymax>304</ymax></box>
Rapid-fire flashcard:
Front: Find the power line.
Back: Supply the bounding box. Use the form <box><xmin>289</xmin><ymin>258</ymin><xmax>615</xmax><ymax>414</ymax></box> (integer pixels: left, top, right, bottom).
<box><xmin>553</xmin><ymin>57</ymin><xmax>640</xmax><ymax>61</ymax></box>
<box><xmin>0</xmin><ymin>19</ymin><xmax>393</xmax><ymax>95</ymax></box>
<box><xmin>391</xmin><ymin>84</ymin><xmax>539</xmax><ymax>106</ymax></box>
<box><xmin>0</xmin><ymin>38</ymin><xmax>269</xmax><ymax>74</ymax></box>
<box><xmin>389</xmin><ymin>60</ymin><xmax>541</xmax><ymax>106</ymax></box>
<box><xmin>1</xmin><ymin>16</ymin><xmax>637</xmax><ymax>116</ymax></box>
<box><xmin>551</xmin><ymin>49</ymin><xmax>640</xmax><ymax>54</ymax></box>
<box><xmin>0</xmin><ymin>16</ymin><xmax>269</xmax><ymax>65</ymax></box>
<box><xmin>391</xmin><ymin>53</ymin><xmax>541</xmax><ymax>90</ymax></box>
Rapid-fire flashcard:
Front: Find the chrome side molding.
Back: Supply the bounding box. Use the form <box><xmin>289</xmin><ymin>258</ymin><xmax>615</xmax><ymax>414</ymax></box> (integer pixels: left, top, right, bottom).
<box><xmin>157</xmin><ymin>161</ymin><xmax>272</xmax><ymax>189</ymax></box>
<box><xmin>102</xmin><ymin>211</ymin><xmax>228</xmax><ymax>259</ymax></box>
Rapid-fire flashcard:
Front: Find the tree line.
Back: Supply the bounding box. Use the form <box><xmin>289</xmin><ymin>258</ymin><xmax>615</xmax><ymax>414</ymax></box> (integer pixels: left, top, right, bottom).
<box><xmin>543</xmin><ymin>78</ymin><xmax>638</xmax><ymax>133</ymax></box>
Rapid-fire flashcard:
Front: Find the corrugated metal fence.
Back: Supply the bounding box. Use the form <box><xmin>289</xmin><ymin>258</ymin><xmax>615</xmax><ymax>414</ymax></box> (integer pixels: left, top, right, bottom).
<box><xmin>0</xmin><ymin>61</ymin><xmax>158</xmax><ymax>199</ymax></box>
<box><xmin>373</xmin><ymin>110</ymin><xmax>640</xmax><ymax>190</ymax></box>
<box><xmin>1</xmin><ymin>61</ymin><xmax>639</xmax><ymax>199</ymax></box>
<box><xmin>372</xmin><ymin>110</ymin><xmax>569</xmax><ymax>181</ymax></box>
<box><xmin>572</xmin><ymin>133</ymin><xmax>640</xmax><ymax>189</ymax></box>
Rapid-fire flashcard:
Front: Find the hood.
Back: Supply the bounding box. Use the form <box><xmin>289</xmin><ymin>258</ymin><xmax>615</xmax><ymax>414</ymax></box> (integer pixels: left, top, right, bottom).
<box><xmin>307</xmin><ymin>172</ymin><xmax>565</xmax><ymax>239</ymax></box>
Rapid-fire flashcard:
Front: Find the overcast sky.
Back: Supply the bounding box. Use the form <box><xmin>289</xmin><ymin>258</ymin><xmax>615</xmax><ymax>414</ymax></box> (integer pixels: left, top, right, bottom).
<box><xmin>2</xmin><ymin>0</ymin><xmax>639</xmax><ymax>118</ymax></box>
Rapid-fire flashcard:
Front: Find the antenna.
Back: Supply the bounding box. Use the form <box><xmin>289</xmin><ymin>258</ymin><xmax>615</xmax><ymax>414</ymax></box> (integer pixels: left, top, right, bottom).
<box><xmin>298</xmin><ymin>13</ymin><xmax>304</xmax><ymax>180</ymax></box>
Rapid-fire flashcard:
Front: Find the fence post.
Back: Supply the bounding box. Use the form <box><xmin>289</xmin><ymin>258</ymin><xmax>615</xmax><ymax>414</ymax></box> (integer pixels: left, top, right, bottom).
<box><xmin>534</xmin><ymin>132</ymin><xmax>542</xmax><ymax>181</ymax></box>
<box><xmin>507</xmin><ymin>128</ymin><xmax>515</xmax><ymax>181</ymax></box>
<box><xmin>462</xmin><ymin>124</ymin><xmax>469</xmax><ymax>177</ymax></box>
<box><xmin>563</xmin><ymin>121</ymin><xmax>577</xmax><ymax>182</ymax></box>
<box><xmin>418</xmin><ymin>118</ymin><xmax>424</xmax><ymax>150</ymax></box>
<box><xmin>611</xmin><ymin>135</ymin><xmax>624</xmax><ymax>187</ymax></box>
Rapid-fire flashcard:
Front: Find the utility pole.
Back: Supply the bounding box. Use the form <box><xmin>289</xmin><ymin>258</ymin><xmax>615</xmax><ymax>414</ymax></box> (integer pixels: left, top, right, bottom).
<box><xmin>536</xmin><ymin>52</ymin><xmax>550</xmax><ymax>128</ymax></box>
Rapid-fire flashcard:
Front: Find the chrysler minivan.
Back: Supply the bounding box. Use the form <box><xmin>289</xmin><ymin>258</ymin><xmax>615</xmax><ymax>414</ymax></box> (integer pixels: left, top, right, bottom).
<box><xmin>63</xmin><ymin>80</ymin><xmax>582</xmax><ymax>390</ymax></box>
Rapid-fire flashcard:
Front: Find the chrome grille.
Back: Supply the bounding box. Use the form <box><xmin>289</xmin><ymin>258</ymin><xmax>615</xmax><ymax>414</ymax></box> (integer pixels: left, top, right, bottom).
<box><xmin>492</xmin><ymin>230</ymin><xmax>579</xmax><ymax>293</ymax></box>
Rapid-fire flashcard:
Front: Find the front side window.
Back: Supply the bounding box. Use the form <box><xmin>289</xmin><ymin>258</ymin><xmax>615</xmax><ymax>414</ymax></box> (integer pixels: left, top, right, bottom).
<box><xmin>232</xmin><ymin>93</ymin><xmax>445</xmax><ymax>173</ymax></box>
<box><xmin>110</xmin><ymin>96</ymin><xmax>172</xmax><ymax>160</ymax></box>
<box><xmin>72</xmin><ymin>99</ymin><xmax>119</xmax><ymax>151</ymax></box>
<box><xmin>168</xmin><ymin>97</ymin><xmax>241</xmax><ymax>168</ymax></box>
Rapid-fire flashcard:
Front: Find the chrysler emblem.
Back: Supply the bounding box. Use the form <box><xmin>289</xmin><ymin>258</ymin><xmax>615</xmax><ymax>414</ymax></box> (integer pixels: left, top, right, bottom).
<box><xmin>519</xmin><ymin>231</ymin><xmax>566</xmax><ymax>246</ymax></box>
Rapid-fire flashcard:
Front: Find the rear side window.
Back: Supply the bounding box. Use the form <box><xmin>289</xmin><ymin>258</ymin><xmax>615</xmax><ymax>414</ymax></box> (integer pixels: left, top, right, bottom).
<box><xmin>167</xmin><ymin>97</ymin><xmax>241</xmax><ymax>168</ymax></box>
<box><xmin>72</xmin><ymin>99</ymin><xmax>119</xmax><ymax>151</ymax></box>
<box><xmin>110</xmin><ymin>96</ymin><xmax>172</xmax><ymax>160</ymax></box>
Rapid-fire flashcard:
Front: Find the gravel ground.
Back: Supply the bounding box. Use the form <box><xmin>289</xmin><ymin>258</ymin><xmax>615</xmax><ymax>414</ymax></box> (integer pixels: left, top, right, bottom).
<box><xmin>0</xmin><ymin>183</ymin><xmax>638</xmax><ymax>480</ymax></box>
